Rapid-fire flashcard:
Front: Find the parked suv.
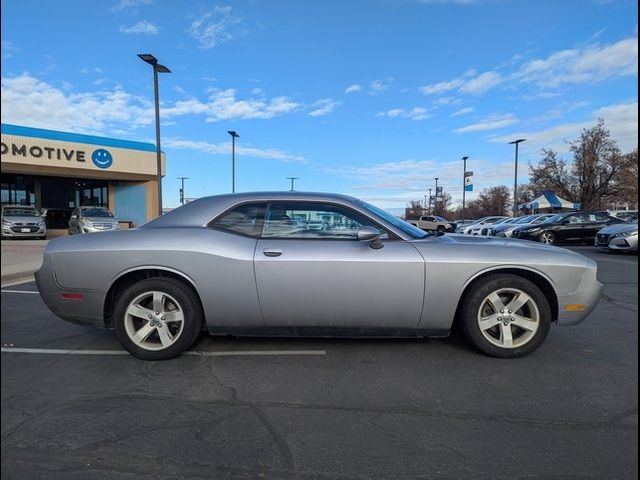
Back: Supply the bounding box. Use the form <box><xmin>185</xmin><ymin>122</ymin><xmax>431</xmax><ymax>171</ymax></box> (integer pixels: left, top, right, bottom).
<box><xmin>68</xmin><ymin>206</ymin><xmax>120</xmax><ymax>234</ymax></box>
<box><xmin>513</xmin><ymin>211</ymin><xmax>624</xmax><ymax>245</ymax></box>
<box><xmin>1</xmin><ymin>205</ymin><xmax>47</xmax><ymax>240</ymax></box>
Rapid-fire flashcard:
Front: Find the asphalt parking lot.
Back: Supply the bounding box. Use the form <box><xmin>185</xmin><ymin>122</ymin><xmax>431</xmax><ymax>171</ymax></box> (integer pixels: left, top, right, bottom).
<box><xmin>1</xmin><ymin>247</ymin><xmax>637</xmax><ymax>479</ymax></box>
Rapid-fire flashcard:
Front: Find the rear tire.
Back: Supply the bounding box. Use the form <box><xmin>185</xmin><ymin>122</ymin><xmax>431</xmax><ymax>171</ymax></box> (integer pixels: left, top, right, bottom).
<box><xmin>460</xmin><ymin>274</ymin><xmax>551</xmax><ymax>358</ymax></box>
<box><xmin>114</xmin><ymin>277</ymin><xmax>203</xmax><ymax>360</ymax></box>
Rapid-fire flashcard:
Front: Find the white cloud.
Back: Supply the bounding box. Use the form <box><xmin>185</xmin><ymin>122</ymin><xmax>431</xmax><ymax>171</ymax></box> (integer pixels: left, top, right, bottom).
<box><xmin>0</xmin><ymin>74</ymin><xmax>153</xmax><ymax>133</ymax></box>
<box><xmin>377</xmin><ymin>107</ymin><xmax>431</xmax><ymax>121</ymax></box>
<box><xmin>110</xmin><ymin>0</ymin><xmax>152</xmax><ymax>13</ymax></box>
<box><xmin>119</xmin><ymin>21</ymin><xmax>159</xmax><ymax>35</ymax></box>
<box><xmin>162</xmin><ymin>88</ymin><xmax>301</xmax><ymax>121</ymax></box>
<box><xmin>489</xmin><ymin>100</ymin><xmax>638</xmax><ymax>152</ymax></box>
<box><xmin>329</xmin><ymin>157</ymin><xmax>519</xmax><ymax>208</ymax></box>
<box><xmin>344</xmin><ymin>84</ymin><xmax>362</xmax><ymax>93</ymax></box>
<box><xmin>1</xmin><ymin>40</ymin><xmax>17</xmax><ymax>60</ymax></box>
<box><xmin>451</xmin><ymin>106</ymin><xmax>474</xmax><ymax>117</ymax></box>
<box><xmin>0</xmin><ymin>74</ymin><xmax>302</xmax><ymax>135</ymax></box>
<box><xmin>369</xmin><ymin>78</ymin><xmax>393</xmax><ymax>94</ymax></box>
<box><xmin>453</xmin><ymin>114</ymin><xmax>518</xmax><ymax>133</ymax></box>
<box><xmin>514</xmin><ymin>36</ymin><xmax>637</xmax><ymax>87</ymax></box>
<box><xmin>420</xmin><ymin>70</ymin><xmax>502</xmax><ymax>96</ymax></box>
<box><xmin>309</xmin><ymin>98</ymin><xmax>340</xmax><ymax>117</ymax></box>
<box><xmin>189</xmin><ymin>6</ymin><xmax>242</xmax><ymax>49</ymax></box>
<box><xmin>163</xmin><ymin>138</ymin><xmax>306</xmax><ymax>163</ymax></box>
<box><xmin>458</xmin><ymin>71</ymin><xmax>502</xmax><ymax>94</ymax></box>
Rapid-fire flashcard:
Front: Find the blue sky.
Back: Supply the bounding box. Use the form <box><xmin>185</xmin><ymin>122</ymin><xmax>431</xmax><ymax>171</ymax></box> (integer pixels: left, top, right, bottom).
<box><xmin>1</xmin><ymin>0</ymin><xmax>637</xmax><ymax>210</ymax></box>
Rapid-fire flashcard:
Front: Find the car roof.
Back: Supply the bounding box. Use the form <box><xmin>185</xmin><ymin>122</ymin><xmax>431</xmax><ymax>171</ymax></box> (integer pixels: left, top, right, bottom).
<box><xmin>142</xmin><ymin>191</ymin><xmax>363</xmax><ymax>229</ymax></box>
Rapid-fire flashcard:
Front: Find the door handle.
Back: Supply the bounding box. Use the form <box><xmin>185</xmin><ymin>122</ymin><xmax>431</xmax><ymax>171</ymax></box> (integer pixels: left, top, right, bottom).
<box><xmin>263</xmin><ymin>249</ymin><xmax>283</xmax><ymax>257</ymax></box>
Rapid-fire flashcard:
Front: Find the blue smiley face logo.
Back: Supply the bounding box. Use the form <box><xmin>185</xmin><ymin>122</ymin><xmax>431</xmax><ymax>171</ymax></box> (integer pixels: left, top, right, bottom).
<box><xmin>92</xmin><ymin>149</ymin><xmax>113</xmax><ymax>169</ymax></box>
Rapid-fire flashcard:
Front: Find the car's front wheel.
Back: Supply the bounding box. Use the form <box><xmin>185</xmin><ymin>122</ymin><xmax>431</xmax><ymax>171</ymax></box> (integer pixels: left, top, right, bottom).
<box><xmin>538</xmin><ymin>231</ymin><xmax>555</xmax><ymax>244</ymax></box>
<box><xmin>114</xmin><ymin>277</ymin><xmax>203</xmax><ymax>360</ymax></box>
<box><xmin>460</xmin><ymin>274</ymin><xmax>551</xmax><ymax>358</ymax></box>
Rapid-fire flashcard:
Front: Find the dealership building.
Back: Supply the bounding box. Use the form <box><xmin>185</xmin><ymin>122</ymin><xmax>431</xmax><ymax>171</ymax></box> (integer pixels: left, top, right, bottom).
<box><xmin>1</xmin><ymin>124</ymin><xmax>165</xmax><ymax>228</ymax></box>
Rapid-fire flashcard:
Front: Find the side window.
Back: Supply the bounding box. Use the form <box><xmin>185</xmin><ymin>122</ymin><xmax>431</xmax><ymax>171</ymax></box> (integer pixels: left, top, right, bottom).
<box><xmin>594</xmin><ymin>212</ymin><xmax>611</xmax><ymax>222</ymax></box>
<box><xmin>566</xmin><ymin>214</ymin><xmax>585</xmax><ymax>224</ymax></box>
<box><xmin>209</xmin><ymin>203</ymin><xmax>266</xmax><ymax>237</ymax></box>
<box><xmin>262</xmin><ymin>202</ymin><xmax>389</xmax><ymax>240</ymax></box>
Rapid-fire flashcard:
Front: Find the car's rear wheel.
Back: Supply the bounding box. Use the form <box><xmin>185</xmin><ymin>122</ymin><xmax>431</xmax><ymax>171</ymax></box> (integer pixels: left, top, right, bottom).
<box><xmin>114</xmin><ymin>278</ymin><xmax>203</xmax><ymax>360</ymax></box>
<box><xmin>436</xmin><ymin>225</ymin><xmax>445</xmax><ymax>233</ymax></box>
<box><xmin>460</xmin><ymin>274</ymin><xmax>551</xmax><ymax>358</ymax></box>
<box><xmin>538</xmin><ymin>231</ymin><xmax>555</xmax><ymax>244</ymax></box>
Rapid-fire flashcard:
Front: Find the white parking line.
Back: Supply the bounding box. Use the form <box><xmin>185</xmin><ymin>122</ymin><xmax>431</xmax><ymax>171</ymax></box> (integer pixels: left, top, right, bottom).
<box><xmin>1</xmin><ymin>347</ymin><xmax>326</xmax><ymax>357</ymax></box>
<box><xmin>1</xmin><ymin>290</ymin><xmax>40</xmax><ymax>294</ymax></box>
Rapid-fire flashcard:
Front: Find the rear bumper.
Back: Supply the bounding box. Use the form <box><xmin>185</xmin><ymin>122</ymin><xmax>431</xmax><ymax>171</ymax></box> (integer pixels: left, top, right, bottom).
<box><xmin>556</xmin><ymin>267</ymin><xmax>602</xmax><ymax>326</ymax></box>
<box><xmin>35</xmin><ymin>254</ymin><xmax>107</xmax><ymax>329</ymax></box>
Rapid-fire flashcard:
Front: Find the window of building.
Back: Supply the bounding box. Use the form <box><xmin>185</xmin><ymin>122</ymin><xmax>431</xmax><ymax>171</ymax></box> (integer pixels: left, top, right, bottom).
<box><xmin>1</xmin><ymin>174</ymin><xmax>35</xmax><ymax>206</ymax></box>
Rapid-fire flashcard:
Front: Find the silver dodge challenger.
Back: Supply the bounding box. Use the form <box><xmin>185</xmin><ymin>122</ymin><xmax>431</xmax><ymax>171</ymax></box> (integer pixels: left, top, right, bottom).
<box><xmin>35</xmin><ymin>192</ymin><xmax>602</xmax><ymax>360</ymax></box>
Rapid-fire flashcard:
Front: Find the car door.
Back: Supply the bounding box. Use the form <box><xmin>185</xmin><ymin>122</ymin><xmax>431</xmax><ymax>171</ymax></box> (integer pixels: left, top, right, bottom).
<box><xmin>254</xmin><ymin>201</ymin><xmax>425</xmax><ymax>329</ymax></box>
<box><xmin>554</xmin><ymin>213</ymin><xmax>585</xmax><ymax>241</ymax></box>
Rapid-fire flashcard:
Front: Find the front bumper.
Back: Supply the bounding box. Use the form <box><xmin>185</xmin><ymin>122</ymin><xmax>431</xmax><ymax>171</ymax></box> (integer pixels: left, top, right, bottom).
<box><xmin>35</xmin><ymin>253</ymin><xmax>107</xmax><ymax>329</ymax></box>
<box><xmin>608</xmin><ymin>235</ymin><xmax>638</xmax><ymax>251</ymax></box>
<box><xmin>2</xmin><ymin>225</ymin><xmax>46</xmax><ymax>238</ymax></box>
<box><xmin>556</xmin><ymin>266</ymin><xmax>602</xmax><ymax>326</ymax></box>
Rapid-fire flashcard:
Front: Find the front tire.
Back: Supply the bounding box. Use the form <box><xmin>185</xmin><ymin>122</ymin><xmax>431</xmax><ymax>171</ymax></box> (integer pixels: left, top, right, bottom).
<box><xmin>538</xmin><ymin>231</ymin><xmax>555</xmax><ymax>244</ymax></box>
<box><xmin>460</xmin><ymin>274</ymin><xmax>551</xmax><ymax>358</ymax></box>
<box><xmin>114</xmin><ymin>278</ymin><xmax>203</xmax><ymax>360</ymax></box>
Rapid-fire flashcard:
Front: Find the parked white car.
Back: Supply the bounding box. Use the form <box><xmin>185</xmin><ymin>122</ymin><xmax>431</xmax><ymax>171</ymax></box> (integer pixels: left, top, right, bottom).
<box><xmin>462</xmin><ymin>216</ymin><xmax>509</xmax><ymax>235</ymax></box>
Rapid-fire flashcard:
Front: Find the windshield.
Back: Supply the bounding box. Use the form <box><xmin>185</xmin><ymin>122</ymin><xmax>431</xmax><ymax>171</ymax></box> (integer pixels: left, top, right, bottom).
<box><xmin>82</xmin><ymin>208</ymin><xmax>114</xmax><ymax>218</ymax></box>
<box><xmin>435</xmin><ymin>216</ymin><xmax>447</xmax><ymax>221</ymax></box>
<box><xmin>358</xmin><ymin>201</ymin><xmax>429</xmax><ymax>239</ymax></box>
<box><xmin>515</xmin><ymin>215</ymin><xmax>534</xmax><ymax>224</ymax></box>
<box><xmin>3</xmin><ymin>207</ymin><xmax>40</xmax><ymax>217</ymax></box>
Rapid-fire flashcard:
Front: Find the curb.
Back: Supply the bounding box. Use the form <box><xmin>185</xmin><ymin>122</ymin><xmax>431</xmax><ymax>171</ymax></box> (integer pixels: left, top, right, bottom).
<box><xmin>1</xmin><ymin>272</ymin><xmax>36</xmax><ymax>288</ymax></box>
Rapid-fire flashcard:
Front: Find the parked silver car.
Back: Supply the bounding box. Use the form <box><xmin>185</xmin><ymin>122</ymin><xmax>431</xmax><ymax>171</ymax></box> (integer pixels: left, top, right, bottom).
<box><xmin>1</xmin><ymin>205</ymin><xmax>47</xmax><ymax>240</ymax></box>
<box><xmin>68</xmin><ymin>206</ymin><xmax>120</xmax><ymax>235</ymax></box>
<box><xmin>36</xmin><ymin>192</ymin><xmax>602</xmax><ymax>360</ymax></box>
<box><xmin>596</xmin><ymin>221</ymin><xmax>638</xmax><ymax>253</ymax></box>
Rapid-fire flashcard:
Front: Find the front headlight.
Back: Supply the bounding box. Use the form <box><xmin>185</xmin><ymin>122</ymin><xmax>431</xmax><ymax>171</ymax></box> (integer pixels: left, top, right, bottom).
<box><xmin>615</xmin><ymin>230</ymin><xmax>638</xmax><ymax>238</ymax></box>
<box><xmin>81</xmin><ymin>219</ymin><xmax>93</xmax><ymax>227</ymax></box>
<box><xmin>37</xmin><ymin>221</ymin><xmax>45</xmax><ymax>227</ymax></box>
<box><xmin>2</xmin><ymin>219</ymin><xmax>14</xmax><ymax>226</ymax></box>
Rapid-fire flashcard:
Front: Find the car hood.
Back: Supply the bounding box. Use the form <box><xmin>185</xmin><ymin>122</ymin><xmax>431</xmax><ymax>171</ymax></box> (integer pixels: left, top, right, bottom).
<box><xmin>415</xmin><ymin>232</ymin><xmax>584</xmax><ymax>253</ymax></box>
<box><xmin>598</xmin><ymin>223</ymin><xmax>637</xmax><ymax>235</ymax></box>
<box><xmin>2</xmin><ymin>215</ymin><xmax>43</xmax><ymax>224</ymax></box>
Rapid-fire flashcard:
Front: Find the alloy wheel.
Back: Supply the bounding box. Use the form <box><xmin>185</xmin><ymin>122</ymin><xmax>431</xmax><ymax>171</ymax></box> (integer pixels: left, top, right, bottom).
<box><xmin>123</xmin><ymin>290</ymin><xmax>185</xmax><ymax>351</ymax></box>
<box><xmin>476</xmin><ymin>288</ymin><xmax>540</xmax><ymax>349</ymax></box>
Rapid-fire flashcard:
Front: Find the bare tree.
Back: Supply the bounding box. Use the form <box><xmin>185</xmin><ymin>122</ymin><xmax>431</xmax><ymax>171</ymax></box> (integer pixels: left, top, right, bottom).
<box><xmin>404</xmin><ymin>200</ymin><xmax>425</xmax><ymax>220</ymax></box>
<box><xmin>529</xmin><ymin>120</ymin><xmax>635</xmax><ymax>209</ymax></box>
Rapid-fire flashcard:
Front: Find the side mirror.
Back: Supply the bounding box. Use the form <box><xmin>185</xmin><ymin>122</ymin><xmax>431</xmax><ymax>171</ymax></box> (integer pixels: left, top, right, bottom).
<box><xmin>357</xmin><ymin>227</ymin><xmax>383</xmax><ymax>249</ymax></box>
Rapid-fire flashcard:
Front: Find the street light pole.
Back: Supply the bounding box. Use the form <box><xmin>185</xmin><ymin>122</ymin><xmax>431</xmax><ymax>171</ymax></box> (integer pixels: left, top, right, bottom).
<box><xmin>227</xmin><ymin>131</ymin><xmax>239</xmax><ymax>193</ymax></box>
<box><xmin>428</xmin><ymin>188</ymin><xmax>432</xmax><ymax>214</ymax></box>
<box><xmin>177</xmin><ymin>176</ymin><xmax>188</xmax><ymax>205</ymax></box>
<box><xmin>138</xmin><ymin>54</ymin><xmax>170</xmax><ymax>217</ymax></box>
<box><xmin>509</xmin><ymin>139</ymin><xmax>526</xmax><ymax>217</ymax></box>
<box><xmin>286</xmin><ymin>177</ymin><xmax>299</xmax><ymax>191</ymax></box>
<box><xmin>462</xmin><ymin>156</ymin><xmax>468</xmax><ymax>221</ymax></box>
<box><xmin>424</xmin><ymin>194</ymin><xmax>427</xmax><ymax>214</ymax></box>
<box><xmin>434</xmin><ymin>177</ymin><xmax>439</xmax><ymax>216</ymax></box>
